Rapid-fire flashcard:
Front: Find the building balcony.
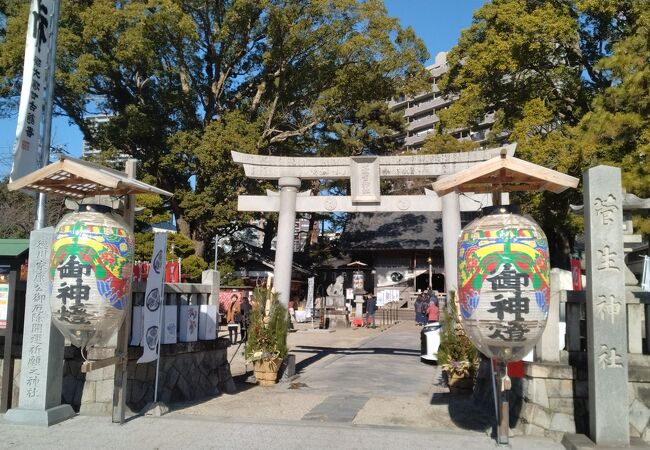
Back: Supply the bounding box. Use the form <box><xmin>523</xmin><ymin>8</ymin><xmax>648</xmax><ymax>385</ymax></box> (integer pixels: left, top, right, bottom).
<box><xmin>478</xmin><ymin>111</ymin><xmax>496</xmax><ymax>126</ymax></box>
<box><xmin>404</xmin><ymin>100</ymin><xmax>435</xmax><ymax>117</ymax></box>
<box><xmin>407</xmin><ymin>114</ymin><xmax>439</xmax><ymax>132</ymax></box>
<box><xmin>404</xmin><ymin>96</ymin><xmax>451</xmax><ymax>117</ymax></box>
<box><xmin>404</xmin><ymin>133</ymin><xmax>429</xmax><ymax>147</ymax></box>
<box><xmin>388</xmin><ymin>97</ymin><xmax>408</xmax><ymax>109</ymax></box>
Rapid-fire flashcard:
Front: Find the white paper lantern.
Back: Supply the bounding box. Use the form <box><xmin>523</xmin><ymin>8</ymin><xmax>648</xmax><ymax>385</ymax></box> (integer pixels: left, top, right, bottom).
<box><xmin>457</xmin><ymin>208</ymin><xmax>550</xmax><ymax>362</ymax></box>
<box><xmin>49</xmin><ymin>206</ymin><xmax>134</xmax><ymax>349</ymax></box>
<box><xmin>352</xmin><ymin>270</ymin><xmax>365</xmax><ymax>293</ymax></box>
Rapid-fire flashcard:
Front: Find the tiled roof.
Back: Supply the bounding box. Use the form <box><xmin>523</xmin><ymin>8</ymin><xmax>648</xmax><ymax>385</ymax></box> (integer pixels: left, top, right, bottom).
<box><xmin>340</xmin><ymin>212</ymin><xmax>443</xmax><ymax>251</ymax></box>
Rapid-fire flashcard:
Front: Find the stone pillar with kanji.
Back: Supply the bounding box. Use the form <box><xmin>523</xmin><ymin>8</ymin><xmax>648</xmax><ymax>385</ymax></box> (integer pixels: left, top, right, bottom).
<box><xmin>584</xmin><ymin>165</ymin><xmax>629</xmax><ymax>446</ymax></box>
<box><xmin>5</xmin><ymin>228</ymin><xmax>75</xmax><ymax>426</ymax></box>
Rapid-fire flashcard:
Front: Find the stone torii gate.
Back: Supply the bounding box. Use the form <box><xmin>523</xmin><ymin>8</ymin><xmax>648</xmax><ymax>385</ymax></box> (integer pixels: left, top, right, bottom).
<box><xmin>232</xmin><ymin>144</ymin><xmax>516</xmax><ymax>306</ymax></box>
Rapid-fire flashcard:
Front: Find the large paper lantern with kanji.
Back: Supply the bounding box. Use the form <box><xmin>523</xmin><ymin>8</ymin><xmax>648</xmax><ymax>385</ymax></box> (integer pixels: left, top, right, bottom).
<box><xmin>352</xmin><ymin>270</ymin><xmax>365</xmax><ymax>294</ymax></box>
<box><xmin>457</xmin><ymin>208</ymin><xmax>550</xmax><ymax>362</ymax></box>
<box><xmin>49</xmin><ymin>206</ymin><xmax>134</xmax><ymax>349</ymax></box>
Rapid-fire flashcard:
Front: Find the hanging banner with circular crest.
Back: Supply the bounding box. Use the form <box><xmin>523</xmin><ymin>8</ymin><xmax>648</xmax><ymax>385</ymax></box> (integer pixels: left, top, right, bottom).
<box><xmin>138</xmin><ymin>232</ymin><xmax>168</xmax><ymax>363</ymax></box>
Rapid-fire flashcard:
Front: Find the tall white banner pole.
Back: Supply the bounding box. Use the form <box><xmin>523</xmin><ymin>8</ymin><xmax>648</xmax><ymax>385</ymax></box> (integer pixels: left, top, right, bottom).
<box><xmin>138</xmin><ymin>233</ymin><xmax>168</xmax><ymax>366</ymax></box>
<box><xmin>153</xmin><ymin>251</ymin><xmax>166</xmax><ymax>404</ymax></box>
<box><xmin>11</xmin><ymin>0</ymin><xmax>58</xmax><ymax>190</ymax></box>
<box><xmin>36</xmin><ymin>0</ymin><xmax>60</xmax><ymax>230</ymax></box>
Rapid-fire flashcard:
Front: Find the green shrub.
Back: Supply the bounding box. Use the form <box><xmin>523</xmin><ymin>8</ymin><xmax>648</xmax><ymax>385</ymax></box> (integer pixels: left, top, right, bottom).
<box><xmin>181</xmin><ymin>254</ymin><xmax>208</xmax><ymax>282</ymax></box>
<box><xmin>437</xmin><ymin>291</ymin><xmax>479</xmax><ymax>377</ymax></box>
<box><xmin>244</xmin><ymin>288</ymin><xmax>288</xmax><ymax>362</ymax></box>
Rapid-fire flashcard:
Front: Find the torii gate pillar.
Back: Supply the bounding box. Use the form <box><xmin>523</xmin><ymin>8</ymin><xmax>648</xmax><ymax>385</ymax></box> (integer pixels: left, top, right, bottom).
<box><xmin>441</xmin><ymin>191</ymin><xmax>461</xmax><ymax>294</ymax></box>
<box><xmin>232</xmin><ymin>145</ymin><xmax>517</xmax><ymax>306</ymax></box>
<box><xmin>274</xmin><ymin>177</ymin><xmax>301</xmax><ymax>306</ymax></box>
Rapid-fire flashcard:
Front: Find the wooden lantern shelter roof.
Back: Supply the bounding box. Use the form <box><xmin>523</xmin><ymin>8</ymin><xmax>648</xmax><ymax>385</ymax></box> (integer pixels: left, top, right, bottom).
<box><xmin>7</xmin><ymin>155</ymin><xmax>173</xmax><ymax>199</ymax></box>
<box><xmin>432</xmin><ymin>150</ymin><xmax>579</xmax><ymax>196</ymax></box>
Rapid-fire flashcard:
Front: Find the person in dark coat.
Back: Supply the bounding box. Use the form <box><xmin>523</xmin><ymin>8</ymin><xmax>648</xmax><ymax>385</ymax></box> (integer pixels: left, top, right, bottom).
<box><xmin>365</xmin><ymin>295</ymin><xmax>377</xmax><ymax>328</ymax></box>
<box><xmin>240</xmin><ymin>295</ymin><xmax>252</xmax><ymax>342</ymax></box>
<box><xmin>414</xmin><ymin>295</ymin><xmax>424</xmax><ymax>326</ymax></box>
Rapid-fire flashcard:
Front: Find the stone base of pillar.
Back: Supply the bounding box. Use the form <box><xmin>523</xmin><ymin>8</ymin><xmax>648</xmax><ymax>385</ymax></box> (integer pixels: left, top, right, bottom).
<box><xmin>326</xmin><ymin>312</ymin><xmax>349</xmax><ymax>329</ymax></box>
<box><xmin>354</xmin><ymin>295</ymin><xmax>365</xmax><ymax>320</ymax></box>
<box><xmin>5</xmin><ymin>404</ymin><xmax>75</xmax><ymax>426</ymax></box>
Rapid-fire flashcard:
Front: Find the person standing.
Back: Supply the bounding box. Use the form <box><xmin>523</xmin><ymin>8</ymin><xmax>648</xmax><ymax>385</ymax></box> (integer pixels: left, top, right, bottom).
<box><xmin>240</xmin><ymin>295</ymin><xmax>251</xmax><ymax>342</ymax></box>
<box><xmin>227</xmin><ymin>294</ymin><xmax>241</xmax><ymax>344</ymax></box>
<box><xmin>414</xmin><ymin>295</ymin><xmax>424</xmax><ymax>326</ymax></box>
<box><xmin>365</xmin><ymin>294</ymin><xmax>377</xmax><ymax>329</ymax></box>
<box><xmin>421</xmin><ymin>294</ymin><xmax>430</xmax><ymax>322</ymax></box>
<box><xmin>426</xmin><ymin>298</ymin><xmax>439</xmax><ymax>323</ymax></box>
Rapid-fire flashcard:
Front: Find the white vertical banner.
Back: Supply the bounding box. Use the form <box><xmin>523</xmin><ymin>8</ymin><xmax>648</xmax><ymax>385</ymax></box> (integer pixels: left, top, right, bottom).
<box><xmin>10</xmin><ymin>0</ymin><xmax>57</xmax><ymax>182</ymax></box>
<box><xmin>138</xmin><ymin>233</ymin><xmax>168</xmax><ymax>364</ymax></box>
<box><xmin>306</xmin><ymin>276</ymin><xmax>314</xmax><ymax>317</ymax></box>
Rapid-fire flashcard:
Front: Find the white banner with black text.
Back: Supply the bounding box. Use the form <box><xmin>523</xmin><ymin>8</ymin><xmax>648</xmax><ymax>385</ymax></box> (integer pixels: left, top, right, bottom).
<box><xmin>138</xmin><ymin>233</ymin><xmax>168</xmax><ymax>364</ymax></box>
<box><xmin>11</xmin><ymin>0</ymin><xmax>57</xmax><ymax>181</ymax></box>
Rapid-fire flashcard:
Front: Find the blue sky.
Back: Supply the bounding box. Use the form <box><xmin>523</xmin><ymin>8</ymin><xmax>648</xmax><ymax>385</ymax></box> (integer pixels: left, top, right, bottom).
<box><xmin>0</xmin><ymin>1</ymin><xmax>484</xmax><ymax>175</ymax></box>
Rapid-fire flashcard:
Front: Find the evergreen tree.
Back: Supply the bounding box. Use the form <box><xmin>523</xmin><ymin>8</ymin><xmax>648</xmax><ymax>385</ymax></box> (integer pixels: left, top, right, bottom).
<box><xmin>434</xmin><ymin>0</ymin><xmax>649</xmax><ymax>265</ymax></box>
<box><xmin>0</xmin><ymin>0</ymin><xmax>431</xmax><ymax>260</ymax></box>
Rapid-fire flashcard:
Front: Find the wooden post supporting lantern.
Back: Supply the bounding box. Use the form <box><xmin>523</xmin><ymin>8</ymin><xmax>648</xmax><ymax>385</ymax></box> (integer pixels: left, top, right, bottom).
<box><xmin>433</xmin><ymin>149</ymin><xmax>578</xmax><ymax>446</ymax></box>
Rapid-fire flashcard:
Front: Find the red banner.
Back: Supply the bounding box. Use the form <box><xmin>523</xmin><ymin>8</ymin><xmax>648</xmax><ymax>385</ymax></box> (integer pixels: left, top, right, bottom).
<box><xmin>133</xmin><ymin>259</ymin><xmax>180</xmax><ymax>283</ymax></box>
<box><xmin>165</xmin><ymin>260</ymin><xmax>180</xmax><ymax>283</ymax></box>
<box><xmin>570</xmin><ymin>257</ymin><xmax>583</xmax><ymax>291</ymax></box>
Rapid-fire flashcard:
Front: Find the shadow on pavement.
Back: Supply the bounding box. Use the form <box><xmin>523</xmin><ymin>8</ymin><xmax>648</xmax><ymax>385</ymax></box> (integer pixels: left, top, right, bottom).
<box><xmin>291</xmin><ymin>345</ymin><xmax>421</xmax><ymax>373</ymax></box>
<box><xmin>430</xmin><ymin>359</ymin><xmax>525</xmax><ymax>436</ymax></box>
<box><xmin>430</xmin><ymin>390</ymin><xmax>494</xmax><ymax>433</ymax></box>
<box><xmin>164</xmin><ymin>369</ymin><xmax>259</xmax><ymax>414</ymax></box>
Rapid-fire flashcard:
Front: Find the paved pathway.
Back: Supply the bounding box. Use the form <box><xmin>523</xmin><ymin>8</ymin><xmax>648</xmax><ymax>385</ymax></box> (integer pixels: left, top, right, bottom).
<box><xmin>169</xmin><ymin>321</ymin><xmax>561</xmax><ymax>448</ymax></box>
<box><xmin>0</xmin><ymin>321</ymin><xmax>564</xmax><ymax>449</ymax></box>
<box><xmin>186</xmin><ymin>321</ymin><xmax>490</xmax><ymax>432</ymax></box>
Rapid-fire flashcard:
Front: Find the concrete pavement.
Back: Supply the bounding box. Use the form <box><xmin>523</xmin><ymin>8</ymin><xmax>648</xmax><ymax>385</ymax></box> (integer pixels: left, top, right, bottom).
<box><xmin>0</xmin><ymin>320</ymin><xmax>564</xmax><ymax>449</ymax></box>
<box><xmin>0</xmin><ymin>412</ymin><xmax>563</xmax><ymax>449</ymax></box>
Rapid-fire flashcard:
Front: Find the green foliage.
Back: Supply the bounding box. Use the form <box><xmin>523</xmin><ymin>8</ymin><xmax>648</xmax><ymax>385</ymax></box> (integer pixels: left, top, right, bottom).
<box><xmin>437</xmin><ymin>292</ymin><xmax>479</xmax><ymax>378</ymax></box>
<box><xmin>572</xmin><ymin>2</ymin><xmax>650</xmax><ymax>234</ymax></box>
<box><xmin>0</xmin><ymin>0</ymin><xmax>431</xmax><ymax>256</ymax></box>
<box><xmin>440</xmin><ymin>0</ymin><xmax>585</xmax><ymax>131</ymax></box>
<box><xmin>181</xmin><ymin>254</ymin><xmax>207</xmax><ymax>282</ymax></box>
<box><xmin>244</xmin><ymin>289</ymin><xmax>288</xmax><ymax>362</ymax></box>
<box><xmin>420</xmin><ymin>133</ymin><xmax>478</xmax><ymax>155</ymax></box>
<box><xmin>134</xmin><ymin>231</ymin><xmax>196</xmax><ymax>261</ymax></box>
<box><xmin>134</xmin><ymin>231</ymin><xmax>206</xmax><ymax>281</ymax></box>
<box><xmin>435</xmin><ymin>0</ymin><xmax>650</xmax><ymax>263</ymax></box>
<box><xmin>135</xmin><ymin>194</ymin><xmax>172</xmax><ymax>230</ymax></box>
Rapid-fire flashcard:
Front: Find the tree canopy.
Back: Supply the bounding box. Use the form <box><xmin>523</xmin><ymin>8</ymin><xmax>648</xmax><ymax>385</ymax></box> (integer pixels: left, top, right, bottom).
<box><xmin>436</xmin><ymin>0</ymin><xmax>650</xmax><ymax>265</ymax></box>
<box><xmin>0</xmin><ymin>0</ymin><xmax>430</xmax><ymax>262</ymax></box>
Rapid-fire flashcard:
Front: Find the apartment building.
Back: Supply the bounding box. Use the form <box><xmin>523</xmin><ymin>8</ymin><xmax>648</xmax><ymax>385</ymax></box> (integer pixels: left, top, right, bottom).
<box><xmin>81</xmin><ymin>114</ymin><xmax>130</xmax><ymax>165</ymax></box>
<box><xmin>389</xmin><ymin>51</ymin><xmax>496</xmax><ymax>151</ymax></box>
<box><xmin>235</xmin><ymin>217</ymin><xmax>313</xmax><ymax>252</ymax></box>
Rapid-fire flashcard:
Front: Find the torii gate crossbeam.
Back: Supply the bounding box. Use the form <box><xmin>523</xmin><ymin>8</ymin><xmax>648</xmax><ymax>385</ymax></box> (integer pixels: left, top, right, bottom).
<box><xmin>232</xmin><ymin>144</ymin><xmax>516</xmax><ymax>307</ymax></box>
